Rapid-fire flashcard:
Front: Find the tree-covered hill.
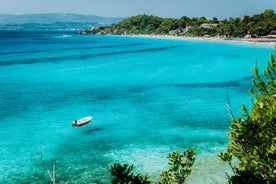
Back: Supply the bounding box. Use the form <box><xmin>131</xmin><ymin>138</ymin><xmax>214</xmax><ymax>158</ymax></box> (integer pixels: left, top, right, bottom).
<box><xmin>82</xmin><ymin>9</ymin><xmax>276</xmax><ymax>38</ymax></box>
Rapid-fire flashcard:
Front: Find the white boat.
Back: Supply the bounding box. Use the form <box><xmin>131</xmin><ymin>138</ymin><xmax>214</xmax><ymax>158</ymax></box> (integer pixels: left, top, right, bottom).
<box><xmin>72</xmin><ymin>116</ymin><xmax>92</xmax><ymax>127</ymax></box>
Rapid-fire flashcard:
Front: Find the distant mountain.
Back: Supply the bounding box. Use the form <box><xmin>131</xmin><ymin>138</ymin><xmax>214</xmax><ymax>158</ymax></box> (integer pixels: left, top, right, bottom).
<box><xmin>0</xmin><ymin>13</ymin><xmax>123</xmax><ymax>30</ymax></box>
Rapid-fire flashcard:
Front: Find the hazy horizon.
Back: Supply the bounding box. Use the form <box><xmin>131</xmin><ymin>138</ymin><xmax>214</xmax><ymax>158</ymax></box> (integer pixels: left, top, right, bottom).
<box><xmin>1</xmin><ymin>0</ymin><xmax>276</xmax><ymax>19</ymax></box>
<box><xmin>0</xmin><ymin>13</ymin><xmax>123</xmax><ymax>18</ymax></box>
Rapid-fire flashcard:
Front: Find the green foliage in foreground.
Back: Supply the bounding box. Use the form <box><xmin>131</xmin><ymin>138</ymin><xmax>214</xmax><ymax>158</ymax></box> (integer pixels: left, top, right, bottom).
<box><xmin>110</xmin><ymin>148</ymin><xmax>196</xmax><ymax>184</ymax></box>
<box><xmin>218</xmin><ymin>51</ymin><xmax>276</xmax><ymax>183</ymax></box>
<box><xmin>110</xmin><ymin>163</ymin><xmax>151</xmax><ymax>184</ymax></box>
<box><xmin>160</xmin><ymin>148</ymin><xmax>196</xmax><ymax>184</ymax></box>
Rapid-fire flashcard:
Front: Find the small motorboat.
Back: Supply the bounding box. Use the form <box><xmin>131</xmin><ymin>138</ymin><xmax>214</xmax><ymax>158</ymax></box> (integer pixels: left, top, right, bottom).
<box><xmin>72</xmin><ymin>116</ymin><xmax>93</xmax><ymax>127</ymax></box>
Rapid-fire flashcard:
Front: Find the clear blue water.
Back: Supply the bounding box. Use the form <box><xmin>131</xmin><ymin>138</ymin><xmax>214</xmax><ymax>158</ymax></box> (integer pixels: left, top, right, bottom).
<box><xmin>0</xmin><ymin>31</ymin><xmax>274</xmax><ymax>183</ymax></box>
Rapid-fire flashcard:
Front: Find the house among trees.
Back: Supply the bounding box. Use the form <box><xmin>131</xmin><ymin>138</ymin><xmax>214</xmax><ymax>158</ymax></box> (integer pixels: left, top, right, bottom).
<box><xmin>200</xmin><ymin>23</ymin><xmax>218</xmax><ymax>29</ymax></box>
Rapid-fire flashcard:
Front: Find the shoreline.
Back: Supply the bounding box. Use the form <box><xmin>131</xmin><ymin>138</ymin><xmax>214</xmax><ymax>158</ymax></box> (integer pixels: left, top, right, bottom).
<box><xmin>125</xmin><ymin>34</ymin><xmax>276</xmax><ymax>46</ymax></box>
<box><xmin>76</xmin><ymin>30</ymin><xmax>276</xmax><ymax>46</ymax></box>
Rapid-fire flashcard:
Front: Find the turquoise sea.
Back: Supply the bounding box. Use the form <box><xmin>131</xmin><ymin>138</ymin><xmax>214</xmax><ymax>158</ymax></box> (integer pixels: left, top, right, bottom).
<box><xmin>0</xmin><ymin>31</ymin><xmax>274</xmax><ymax>183</ymax></box>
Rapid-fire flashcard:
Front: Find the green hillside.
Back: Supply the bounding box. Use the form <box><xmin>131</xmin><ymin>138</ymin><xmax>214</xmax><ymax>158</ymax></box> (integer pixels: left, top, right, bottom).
<box><xmin>86</xmin><ymin>9</ymin><xmax>276</xmax><ymax>38</ymax></box>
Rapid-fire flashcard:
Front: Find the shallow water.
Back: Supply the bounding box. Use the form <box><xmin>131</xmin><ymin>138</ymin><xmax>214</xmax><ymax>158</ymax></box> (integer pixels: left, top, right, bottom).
<box><xmin>0</xmin><ymin>31</ymin><xmax>274</xmax><ymax>183</ymax></box>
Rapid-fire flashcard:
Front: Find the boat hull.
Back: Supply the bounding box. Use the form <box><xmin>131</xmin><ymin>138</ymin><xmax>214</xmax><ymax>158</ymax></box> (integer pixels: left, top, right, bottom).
<box><xmin>72</xmin><ymin>116</ymin><xmax>92</xmax><ymax>127</ymax></box>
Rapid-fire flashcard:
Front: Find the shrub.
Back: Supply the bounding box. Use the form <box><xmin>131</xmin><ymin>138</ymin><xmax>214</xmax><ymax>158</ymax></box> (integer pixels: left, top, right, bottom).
<box><xmin>160</xmin><ymin>148</ymin><xmax>196</xmax><ymax>184</ymax></box>
<box><xmin>110</xmin><ymin>163</ymin><xmax>150</xmax><ymax>184</ymax></box>
<box><xmin>218</xmin><ymin>50</ymin><xmax>276</xmax><ymax>184</ymax></box>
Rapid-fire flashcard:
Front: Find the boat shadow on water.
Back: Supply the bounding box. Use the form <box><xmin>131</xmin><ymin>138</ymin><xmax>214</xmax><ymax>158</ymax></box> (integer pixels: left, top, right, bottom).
<box><xmin>84</xmin><ymin>127</ymin><xmax>104</xmax><ymax>135</ymax></box>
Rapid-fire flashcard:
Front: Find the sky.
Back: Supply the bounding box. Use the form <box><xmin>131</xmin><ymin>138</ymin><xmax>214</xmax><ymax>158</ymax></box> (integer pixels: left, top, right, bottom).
<box><xmin>1</xmin><ymin>0</ymin><xmax>276</xmax><ymax>19</ymax></box>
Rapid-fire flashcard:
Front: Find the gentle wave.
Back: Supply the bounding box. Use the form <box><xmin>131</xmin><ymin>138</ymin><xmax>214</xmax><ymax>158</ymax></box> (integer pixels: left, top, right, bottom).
<box><xmin>161</xmin><ymin>77</ymin><xmax>252</xmax><ymax>88</ymax></box>
<box><xmin>0</xmin><ymin>43</ymin><xmax>145</xmax><ymax>56</ymax></box>
<box><xmin>0</xmin><ymin>45</ymin><xmax>179</xmax><ymax>66</ymax></box>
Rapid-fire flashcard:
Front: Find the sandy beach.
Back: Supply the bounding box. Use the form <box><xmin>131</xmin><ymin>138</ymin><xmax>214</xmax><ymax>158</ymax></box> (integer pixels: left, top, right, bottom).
<box><xmin>126</xmin><ymin>34</ymin><xmax>276</xmax><ymax>46</ymax></box>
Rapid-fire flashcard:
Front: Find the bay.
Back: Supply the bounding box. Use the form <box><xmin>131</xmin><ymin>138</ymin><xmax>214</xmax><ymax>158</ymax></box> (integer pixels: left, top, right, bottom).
<box><xmin>0</xmin><ymin>31</ymin><xmax>274</xmax><ymax>183</ymax></box>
